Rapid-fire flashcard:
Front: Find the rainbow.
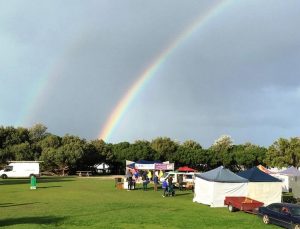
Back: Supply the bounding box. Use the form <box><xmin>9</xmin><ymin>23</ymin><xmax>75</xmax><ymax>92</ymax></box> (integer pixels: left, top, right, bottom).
<box><xmin>20</xmin><ymin>31</ymin><xmax>88</xmax><ymax>127</ymax></box>
<box><xmin>98</xmin><ymin>0</ymin><xmax>231</xmax><ymax>142</ymax></box>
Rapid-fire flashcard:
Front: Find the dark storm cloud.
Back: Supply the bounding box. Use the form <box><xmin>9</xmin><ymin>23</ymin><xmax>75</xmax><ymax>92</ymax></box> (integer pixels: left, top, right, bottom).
<box><xmin>1</xmin><ymin>0</ymin><xmax>300</xmax><ymax>147</ymax></box>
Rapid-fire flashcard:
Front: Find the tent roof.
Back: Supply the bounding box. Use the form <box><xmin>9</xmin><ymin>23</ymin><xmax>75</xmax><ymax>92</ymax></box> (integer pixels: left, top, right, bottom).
<box><xmin>177</xmin><ymin>166</ymin><xmax>197</xmax><ymax>172</ymax></box>
<box><xmin>257</xmin><ymin>165</ymin><xmax>272</xmax><ymax>174</ymax></box>
<box><xmin>279</xmin><ymin>166</ymin><xmax>300</xmax><ymax>176</ymax></box>
<box><xmin>238</xmin><ymin>167</ymin><xmax>281</xmax><ymax>182</ymax></box>
<box><xmin>94</xmin><ymin>163</ymin><xmax>110</xmax><ymax>169</ymax></box>
<box><xmin>195</xmin><ymin>166</ymin><xmax>248</xmax><ymax>183</ymax></box>
<box><xmin>136</xmin><ymin>160</ymin><xmax>161</xmax><ymax>164</ymax></box>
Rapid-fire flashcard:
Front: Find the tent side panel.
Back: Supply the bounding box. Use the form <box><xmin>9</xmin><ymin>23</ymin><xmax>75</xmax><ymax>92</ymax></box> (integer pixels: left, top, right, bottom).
<box><xmin>290</xmin><ymin>176</ymin><xmax>300</xmax><ymax>198</ymax></box>
<box><xmin>246</xmin><ymin>182</ymin><xmax>282</xmax><ymax>206</ymax></box>
<box><xmin>193</xmin><ymin>178</ymin><xmax>214</xmax><ymax>206</ymax></box>
<box><xmin>211</xmin><ymin>182</ymin><xmax>248</xmax><ymax>207</ymax></box>
<box><xmin>271</xmin><ymin>174</ymin><xmax>288</xmax><ymax>192</ymax></box>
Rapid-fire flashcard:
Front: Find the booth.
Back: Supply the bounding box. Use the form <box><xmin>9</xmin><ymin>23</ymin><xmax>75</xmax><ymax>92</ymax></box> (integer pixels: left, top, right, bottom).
<box><xmin>193</xmin><ymin>166</ymin><xmax>248</xmax><ymax>207</ymax></box>
<box><xmin>94</xmin><ymin>163</ymin><xmax>110</xmax><ymax>174</ymax></box>
<box><xmin>238</xmin><ymin>167</ymin><xmax>282</xmax><ymax>206</ymax></box>
<box><xmin>123</xmin><ymin>160</ymin><xmax>175</xmax><ymax>190</ymax></box>
<box><xmin>272</xmin><ymin>166</ymin><xmax>300</xmax><ymax>197</ymax></box>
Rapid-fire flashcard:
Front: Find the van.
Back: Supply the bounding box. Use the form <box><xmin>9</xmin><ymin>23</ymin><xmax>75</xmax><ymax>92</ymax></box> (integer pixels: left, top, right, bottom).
<box><xmin>0</xmin><ymin>161</ymin><xmax>40</xmax><ymax>179</ymax></box>
<box><xmin>160</xmin><ymin>171</ymin><xmax>196</xmax><ymax>185</ymax></box>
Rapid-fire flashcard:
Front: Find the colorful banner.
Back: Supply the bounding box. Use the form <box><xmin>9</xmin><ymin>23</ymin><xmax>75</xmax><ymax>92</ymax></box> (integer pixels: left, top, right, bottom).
<box><xmin>155</xmin><ymin>163</ymin><xmax>174</xmax><ymax>170</ymax></box>
<box><xmin>155</xmin><ymin>163</ymin><xmax>167</xmax><ymax>170</ymax></box>
<box><xmin>135</xmin><ymin>163</ymin><xmax>155</xmax><ymax>170</ymax></box>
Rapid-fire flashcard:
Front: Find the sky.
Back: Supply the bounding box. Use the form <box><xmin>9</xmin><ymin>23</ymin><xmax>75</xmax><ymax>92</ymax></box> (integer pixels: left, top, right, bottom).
<box><xmin>1</xmin><ymin>0</ymin><xmax>300</xmax><ymax>148</ymax></box>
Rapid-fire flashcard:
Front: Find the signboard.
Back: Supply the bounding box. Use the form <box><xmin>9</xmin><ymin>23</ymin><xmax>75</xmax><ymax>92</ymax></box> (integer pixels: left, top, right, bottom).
<box><xmin>155</xmin><ymin>163</ymin><xmax>174</xmax><ymax>170</ymax></box>
<box><xmin>135</xmin><ymin>163</ymin><xmax>154</xmax><ymax>170</ymax></box>
<box><xmin>166</xmin><ymin>163</ymin><xmax>174</xmax><ymax>170</ymax></box>
<box><xmin>133</xmin><ymin>161</ymin><xmax>174</xmax><ymax>170</ymax></box>
<box><xmin>155</xmin><ymin>163</ymin><xmax>167</xmax><ymax>170</ymax></box>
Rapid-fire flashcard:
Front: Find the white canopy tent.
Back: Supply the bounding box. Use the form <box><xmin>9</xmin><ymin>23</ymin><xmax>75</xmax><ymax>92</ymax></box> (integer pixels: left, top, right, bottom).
<box><xmin>193</xmin><ymin>166</ymin><xmax>248</xmax><ymax>207</ymax></box>
<box><xmin>238</xmin><ymin>167</ymin><xmax>282</xmax><ymax>206</ymax></box>
<box><xmin>272</xmin><ymin>167</ymin><xmax>300</xmax><ymax>198</ymax></box>
<box><xmin>94</xmin><ymin>163</ymin><xmax>110</xmax><ymax>174</ymax></box>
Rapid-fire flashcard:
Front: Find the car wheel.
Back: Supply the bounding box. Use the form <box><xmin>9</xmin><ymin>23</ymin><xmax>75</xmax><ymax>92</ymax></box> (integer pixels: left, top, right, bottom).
<box><xmin>228</xmin><ymin>204</ymin><xmax>236</xmax><ymax>212</ymax></box>
<box><xmin>1</xmin><ymin>174</ymin><xmax>8</xmax><ymax>179</ymax></box>
<box><xmin>293</xmin><ymin>224</ymin><xmax>300</xmax><ymax>229</ymax></box>
<box><xmin>262</xmin><ymin>215</ymin><xmax>270</xmax><ymax>224</ymax></box>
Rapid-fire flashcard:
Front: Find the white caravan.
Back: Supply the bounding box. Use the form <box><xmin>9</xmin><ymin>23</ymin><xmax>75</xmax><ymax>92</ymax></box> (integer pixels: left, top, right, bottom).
<box><xmin>0</xmin><ymin>161</ymin><xmax>40</xmax><ymax>179</ymax></box>
<box><xmin>160</xmin><ymin>171</ymin><xmax>196</xmax><ymax>184</ymax></box>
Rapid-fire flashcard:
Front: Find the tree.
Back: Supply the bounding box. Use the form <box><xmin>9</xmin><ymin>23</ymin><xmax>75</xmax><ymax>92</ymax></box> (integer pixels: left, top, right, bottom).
<box><xmin>210</xmin><ymin>135</ymin><xmax>234</xmax><ymax>168</ymax></box>
<box><xmin>211</xmin><ymin>135</ymin><xmax>233</xmax><ymax>152</ymax></box>
<box><xmin>125</xmin><ymin>140</ymin><xmax>155</xmax><ymax>161</ymax></box>
<box><xmin>90</xmin><ymin>139</ymin><xmax>113</xmax><ymax>163</ymax></box>
<box><xmin>39</xmin><ymin>148</ymin><xmax>58</xmax><ymax>172</ymax></box>
<box><xmin>11</xmin><ymin>142</ymin><xmax>34</xmax><ymax>161</ymax></box>
<box><xmin>150</xmin><ymin>137</ymin><xmax>178</xmax><ymax>161</ymax></box>
<box><xmin>173</xmin><ymin>140</ymin><xmax>202</xmax><ymax>167</ymax></box>
<box><xmin>29</xmin><ymin>123</ymin><xmax>48</xmax><ymax>143</ymax></box>
<box><xmin>38</xmin><ymin>134</ymin><xmax>61</xmax><ymax>149</ymax></box>
<box><xmin>182</xmin><ymin>140</ymin><xmax>202</xmax><ymax>150</ymax></box>
<box><xmin>53</xmin><ymin>135</ymin><xmax>87</xmax><ymax>175</ymax></box>
<box><xmin>233</xmin><ymin>143</ymin><xmax>267</xmax><ymax>170</ymax></box>
<box><xmin>265</xmin><ymin>137</ymin><xmax>300</xmax><ymax>168</ymax></box>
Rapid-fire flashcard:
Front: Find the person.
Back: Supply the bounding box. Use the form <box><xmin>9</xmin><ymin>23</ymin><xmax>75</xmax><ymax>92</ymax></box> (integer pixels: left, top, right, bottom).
<box><xmin>127</xmin><ymin>170</ymin><xmax>133</xmax><ymax>190</ymax></box>
<box><xmin>167</xmin><ymin>175</ymin><xmax>173</xmax><ymax>187</ymax></box>
<box><xmin>166</xmin><ymin>175</ymin><xmax>174</xmax><ymax>196</ymax></box>
<box><xmin>153</xmin><ymin>175</ymin><xmax>159</xmax><ymax>191</ymax></box>
<box><xmin>178</xmin><ymin>174</ymin><xmax>183</xmax><ymax>191</ymax></box>
<box><xmin>147</xmin><ymin>170</ymin><xmax>152</xmax><ymax>181</ymax></box>
<box><xmin>162</xmin><ymin>179</ymin><xmax>168</xmax><ymax>197</ymax></box>
<box><xmin>142</xmin><ymin>175</ymin><xmax>149</xmax><ymax>191</ymax></box>
<box><xmin>134</xmin><ymin>170</ymin><xmax>139</xmax><ymax>180</ymax></box>
<box><xmin>159</xmin><ymin>170</ymin><xmax>164</xmax><ymax>178</ymax></box>
<box><xmin>131</xmin><ymin>176</ymin><xmax>136</xmax><ymax>190</ymax></box>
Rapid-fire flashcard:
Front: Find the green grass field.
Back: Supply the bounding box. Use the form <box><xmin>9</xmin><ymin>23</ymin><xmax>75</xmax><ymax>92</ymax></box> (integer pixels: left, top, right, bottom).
<box><xmin>0</xmin><ymin>177</ymin><xmax>277</xmax><ymax>229</ymax></box>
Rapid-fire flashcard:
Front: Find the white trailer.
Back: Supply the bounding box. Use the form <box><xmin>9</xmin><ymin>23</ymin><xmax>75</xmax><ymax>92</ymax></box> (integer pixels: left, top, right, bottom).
<box><xmin>0</xmin><ymin>161</ymin><xmax>41</xmax><ymax>179</ymax></box>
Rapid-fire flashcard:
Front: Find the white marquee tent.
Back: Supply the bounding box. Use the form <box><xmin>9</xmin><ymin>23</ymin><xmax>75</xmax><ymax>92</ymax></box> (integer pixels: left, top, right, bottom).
<box><xmin>238</xmin><ymin>167</ymin><xmax>282</xmax><ymax>206</ymax></box>
<box><xmin>272</xmin><ymin>166</ymin><xmax>300</xmax><ymax>198</ymax></box>
<box><xmin>193</xmin><ymin>166</ymin><xmax>248</xmax><ymax>207</ymax></box>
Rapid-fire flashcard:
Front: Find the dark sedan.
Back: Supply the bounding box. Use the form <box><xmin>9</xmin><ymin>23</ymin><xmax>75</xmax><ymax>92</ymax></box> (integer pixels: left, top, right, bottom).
<box><xmin>258</xmin><ymin>203</ymin><xmax>300</xmax><ymax>229</ymax></box>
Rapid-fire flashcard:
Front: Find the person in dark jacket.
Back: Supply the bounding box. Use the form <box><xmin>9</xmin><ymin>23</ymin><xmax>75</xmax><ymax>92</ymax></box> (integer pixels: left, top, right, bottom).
<box><xmin>153</xmin><ymin>174</ymin><xmax>159</xmax><ymax>191</ymax></box>
<box><xmin>162</xmin><ymin>180</ymin><xmax>168</xmax><ymax>197</ymax></box>
<box><xmin>178</xmin><ymin>174</ymin><xmax>183</xmax><ymax>191</ymax></box>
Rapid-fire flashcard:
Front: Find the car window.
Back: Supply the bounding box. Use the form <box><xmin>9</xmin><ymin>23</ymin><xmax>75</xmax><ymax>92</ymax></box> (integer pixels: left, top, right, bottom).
<box><xmin>281</xmin><ymin>207</ymin><xmax>290</xmax><ymax>214</ymax></box>
<box><xmin>268</xmin><ymin>204</ymin><xmax>281</xmax><ymax>213</ymax></box>
<box><xmin>290</xmin><ymin>207</ymin><xmax>300</xmax><ymax>216</ymax></box>
<box><xmin>4</xmin><ymin>166</ymin><xmax>13</xmax><ymax>172</ymax></box>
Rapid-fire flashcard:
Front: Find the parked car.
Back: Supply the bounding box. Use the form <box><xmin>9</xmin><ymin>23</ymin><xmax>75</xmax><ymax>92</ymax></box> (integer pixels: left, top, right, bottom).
<box><xmin>258</xmin><ymin>203</ymin><xmax>300</xmax><ymax>229</ymax></box>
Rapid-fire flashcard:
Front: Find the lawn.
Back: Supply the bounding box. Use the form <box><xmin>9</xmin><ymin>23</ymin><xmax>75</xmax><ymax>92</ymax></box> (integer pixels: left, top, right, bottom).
<box><xmin>0</xmin><ymin>177</ymin><xmax>277</xmax><ymax>229</ymax></box>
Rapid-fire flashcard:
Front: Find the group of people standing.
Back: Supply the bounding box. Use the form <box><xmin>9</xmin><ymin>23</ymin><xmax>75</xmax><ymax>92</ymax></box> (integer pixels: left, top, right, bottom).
<box><xmin>162</xmin><ymin>175</ymin><xmax>174</xmax><ymax>197</ymax></box>
<box><xmin>125</xmin><ymin>169</ymin><xmax>162</xmax><ymax>191</ymax></box>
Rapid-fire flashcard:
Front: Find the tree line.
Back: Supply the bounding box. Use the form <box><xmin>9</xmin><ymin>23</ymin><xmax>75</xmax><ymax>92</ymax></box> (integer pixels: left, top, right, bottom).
<box><xmin>1</xmin><ymin>124</ymin><xmax>300</xmax><ymax>175</ymax></box>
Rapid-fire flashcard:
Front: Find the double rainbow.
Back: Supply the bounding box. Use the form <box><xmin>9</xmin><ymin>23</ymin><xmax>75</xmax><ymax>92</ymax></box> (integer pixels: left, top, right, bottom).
<box><xmin>98</xmin><ymin>0</ymin><xmax>230</xmax><ymax>142</ymax></box>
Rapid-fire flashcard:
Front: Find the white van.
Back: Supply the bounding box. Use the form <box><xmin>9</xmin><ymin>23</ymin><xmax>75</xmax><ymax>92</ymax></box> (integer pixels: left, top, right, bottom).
<box><xmin>160</xmin><ymin>171</ymin><xmax>196</xmax><ymax>184</ymax></box>
<box><xmin>0</xmin><ymin>161</ymin><xmax>40</xmax><ymax>179</ymax></box>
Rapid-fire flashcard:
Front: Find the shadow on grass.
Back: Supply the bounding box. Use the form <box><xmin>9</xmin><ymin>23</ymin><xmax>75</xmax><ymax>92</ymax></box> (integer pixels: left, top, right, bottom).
<box><xmin>0</xmin><ymin>202</ymin><xmax>40</xmax><ymax>208</ymax></box>
<box><xmin>37</xmin><ymin>185</ymin><xmax>62</xmax><ymax>189</ymax></box>
<box><xmin>174</xmin><ymin>192</ymin><xmax>193</xmax><ymax>196</ymax></box>
<box><xmin>0</xmin><ymin>216</ymin><xmax>65</xmax><ymax>226</ymax></box>
<box><xmin>0</xmin><ymin>177</ymin><xmax>75</xmax><ymax>185</ymax></box>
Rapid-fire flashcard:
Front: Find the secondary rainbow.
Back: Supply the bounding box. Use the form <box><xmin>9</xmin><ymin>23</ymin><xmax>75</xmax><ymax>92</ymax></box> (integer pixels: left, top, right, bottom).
<box><xmin>98</xmin><ymin>0</ymin><xmax>230</xmax><ymax>142</ymax></box>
